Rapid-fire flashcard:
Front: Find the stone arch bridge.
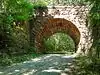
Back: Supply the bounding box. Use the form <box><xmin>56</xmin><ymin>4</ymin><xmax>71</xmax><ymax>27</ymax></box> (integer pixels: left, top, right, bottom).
<box><xmin>31</xmin><ymin>5</ymin><xmax>92</xmax><ymax>54</ymax></box>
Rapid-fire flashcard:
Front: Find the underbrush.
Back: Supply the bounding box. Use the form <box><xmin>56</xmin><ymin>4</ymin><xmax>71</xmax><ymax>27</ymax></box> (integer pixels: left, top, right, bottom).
<box><xmin>43</xmin><ymin>33</ymin><xmax>75</xmax><ymax>53</ymax></box>
<box><xmin>74</xmin><ymin>56</ymin><xmax>100</xmax><ymax>75</ymax></box>
<box><xmin>0</xmin><ymin>53</ymin><xmax>40</xmax><ymax>66</ymax></box>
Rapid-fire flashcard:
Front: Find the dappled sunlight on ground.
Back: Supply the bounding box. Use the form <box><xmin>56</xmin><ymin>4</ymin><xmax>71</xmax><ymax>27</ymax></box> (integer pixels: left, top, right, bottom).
<box><xmin>0</xmin><ymin>54</ymin><xmax>75</xmax><ymax>75</ymax></box>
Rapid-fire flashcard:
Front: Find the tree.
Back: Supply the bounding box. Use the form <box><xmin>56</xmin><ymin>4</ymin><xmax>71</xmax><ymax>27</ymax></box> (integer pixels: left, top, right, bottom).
<box><xmin>86</xmin><ymin>0</ymin><xmax>100</xmax><ymax>58</ymax></box>
<box><xmin>0</xmin><ymin>0</ymin><xmax>34</xmax><ymax>54</ymax></box>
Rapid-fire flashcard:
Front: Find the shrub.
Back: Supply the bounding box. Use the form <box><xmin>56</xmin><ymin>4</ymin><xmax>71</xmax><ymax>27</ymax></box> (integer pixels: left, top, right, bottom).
<box><xmin>43</xmin><ymin>33</ymin><xmax>75</xmax><ymax>53</ymax></box>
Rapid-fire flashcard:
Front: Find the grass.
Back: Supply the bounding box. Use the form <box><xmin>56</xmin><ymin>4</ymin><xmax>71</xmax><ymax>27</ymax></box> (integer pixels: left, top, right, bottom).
<box><xmin>73</xmin><ymin>56</ymin><xmax>100</xmax><ymax>75</ymax></box>
<box><xmin>0</xmin><ymin>53</ymin><xmax>40</xmax><ymax>66</ymax></box>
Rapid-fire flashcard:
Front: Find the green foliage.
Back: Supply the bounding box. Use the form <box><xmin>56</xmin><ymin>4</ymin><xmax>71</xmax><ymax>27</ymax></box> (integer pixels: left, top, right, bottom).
<box><xmin>88</xmin><ymin>2</ymin><xmax>100</xmax><ymax>27</ymax></box>
<box><xmin>43</xmin><ymin>33</ymin><xmax>75</xmax><ymax>53</ymax></box>
<box><xmin>5</xmin><ymin>0</ymin><xmax>33</xmax><ymax>21</ymax></box>
<box><xmin>33</xmin><ymin>0</ymin><xmax>47</xmax><ymax>9</ymax></box>
<box><xmin>85</xmin><ymin>0</ymin><xmax>100</xmax><ymax>57</ymax></box>
<box><xmin>0</xmin><ymin>53</ymin><xmax>39</xmax><ymax>66</ymax></box>
<box><xmin>0</xmin><ymin>13</ymin><xmax>13</xmax><ymax>51</ymax></box>
<box><xmin>0</xmin><ymin>0</ymin><xmax>48</xmax><ymax>66</ymax></box>
<box><xmin>11</xmin><ymin>26</ymin><xmax>29</xmax><ymax>53</ymax></box>
<box><xmin>74</xmin><ymin>56</ymin><xmax>100</xmax><ymax>75</ymax></box>
<box><xmin>0</xmin><ymin>0</ymin><xmax>37</xmax><ymax>54</ymax></box>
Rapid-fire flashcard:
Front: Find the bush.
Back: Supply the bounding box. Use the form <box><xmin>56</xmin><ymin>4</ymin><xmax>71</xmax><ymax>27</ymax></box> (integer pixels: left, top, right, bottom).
<box><xmin>43</xmin><ymin>33</ymin><xmax>75</xmax><ymax>53</ymax></box>
<box><xmin>74</xmin><ymin>56</ymin><xmax>100</xmax><ymax>75</ymax></box>
<box><xmin>0</xmin><ymin>53</ymin><xmax>39</xmax><ymax>66</ymax></box>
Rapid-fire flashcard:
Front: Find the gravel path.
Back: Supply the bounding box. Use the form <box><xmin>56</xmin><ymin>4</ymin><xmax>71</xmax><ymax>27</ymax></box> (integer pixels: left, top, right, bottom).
<box><xmin>0</xmin><ymin>54</ymin><xmax>75</xmax><ymax>75</ymax></box>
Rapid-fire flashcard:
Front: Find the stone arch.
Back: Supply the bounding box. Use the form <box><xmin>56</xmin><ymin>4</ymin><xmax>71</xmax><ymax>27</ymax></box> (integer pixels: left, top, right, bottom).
<box><xmin>35</xmin><ymin>18</ymin><xmax>80</xmax><ymax>53</ymax></box>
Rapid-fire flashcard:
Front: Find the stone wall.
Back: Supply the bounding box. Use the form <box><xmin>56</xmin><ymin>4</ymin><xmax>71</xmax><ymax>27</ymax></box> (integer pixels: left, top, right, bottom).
<box><xmin>47</xmin><ymin>5</ymin><xmax>92</xmax><ymax>54</ymax></box>
<box><xmin>32</xmin><ymin>5</ymin><xmax>92</xmax><ymax>54</ymax></box>
<box><xmin>35</xmin><ymin>18</ymin><xmax>80</xmax><ymax>53</ymax></box>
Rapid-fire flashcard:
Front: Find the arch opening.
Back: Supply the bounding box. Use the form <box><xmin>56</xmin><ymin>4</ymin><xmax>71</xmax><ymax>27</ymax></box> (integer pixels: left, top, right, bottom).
<box><xmin>35</xmin><ymin>18</ymin><xmax>80</xmax><ymax>53</ymax></box>
<box><xmin>43</xmin><ymin>32</ymin><xmax>75</xmax><ymax>54</ymax></box>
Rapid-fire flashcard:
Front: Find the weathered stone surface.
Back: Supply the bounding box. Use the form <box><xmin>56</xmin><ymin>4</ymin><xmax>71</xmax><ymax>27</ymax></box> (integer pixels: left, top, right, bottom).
<box><xmin>35</xmin><ymin>18</ymin><xmax>80</xmax><ymax>53</ymax></box>
<box><xmin>33</xmin><ymin>5</ymin><xmax>92</xmax><ymax>54</ymax></box>
<box><xmin>48</xmin><ymin>5</ymin><xmax>92</xmax><ymax>54</ymax></box>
